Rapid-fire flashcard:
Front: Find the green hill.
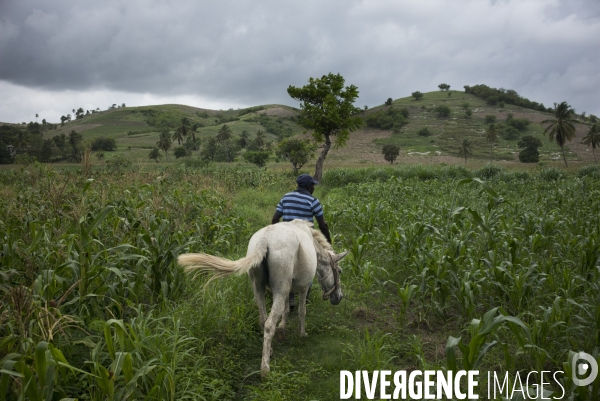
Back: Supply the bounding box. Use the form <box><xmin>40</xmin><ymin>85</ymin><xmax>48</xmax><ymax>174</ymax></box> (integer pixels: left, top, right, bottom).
<box><xmin>2</xmin><ymin>89</ymin><xmax>596</xmax><ymax>166</ymax></box>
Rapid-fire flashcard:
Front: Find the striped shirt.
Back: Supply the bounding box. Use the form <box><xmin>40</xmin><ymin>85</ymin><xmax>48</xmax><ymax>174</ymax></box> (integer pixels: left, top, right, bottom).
<box><xmin>276</xmin><ymin>188</ymin><xmax>324</xmax><ymax>222</ymax></box>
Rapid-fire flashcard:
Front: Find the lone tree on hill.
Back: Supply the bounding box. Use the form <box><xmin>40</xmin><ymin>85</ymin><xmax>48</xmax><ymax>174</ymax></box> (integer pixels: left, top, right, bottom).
<box><xmin>542</xmin><ymin>101</ymin><xmax>577</xmax><ymax>167</ymax></box>
<box><xmin>485</xmin><ymin>124</ymin><xmax>499</xmax><ymax>163</ymax></box>
<box><xmin>287</xmin><ymin>73</ymin><xmax>362</xmax><ymax>181</ymax></box>
<box><xmin>412</xmin><ymin>91</ymin><xmax>424</xmax><ymax>101</ymax></box>
<box><xmin>457</xmin><ymin>139</ymin><xmax>473</xmax><ymax>164</ymax></box>
<box><xmin>582</xmin><ymin>124</ymin><xmax>600</xmax><ymax>163</ymax></box>
<box><xmin>382</xmin><ymin>144</ymin><xmax>400</xmax><ymax>164</ymax></box>
<box><xmin>385</xmin><ymin>98</ymin><xmax>393</xmax><ymax>106</ymax></box>
<box><xmin>438</xmin><ymin>83</ymin><xmax>450</xmax><ymax>91</ymax></box>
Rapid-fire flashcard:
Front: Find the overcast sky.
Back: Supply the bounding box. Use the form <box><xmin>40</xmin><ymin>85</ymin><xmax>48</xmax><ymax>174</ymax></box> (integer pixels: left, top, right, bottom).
<box><xmin>1</xmin><ymin>0</ymin><xmax>598</xmax><ymax>124</ymax></box>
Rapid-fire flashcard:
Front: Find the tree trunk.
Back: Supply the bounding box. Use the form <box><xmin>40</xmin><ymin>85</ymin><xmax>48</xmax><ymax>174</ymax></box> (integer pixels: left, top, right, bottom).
<box><xmin>313</xmin><ymin>135</ymin><xmax>332</xmax><ymax>182</ymax></box>
<box><xmin>561</xmin><ymin>146</ymin><xmax>568</xmax><ymax>167</ymax></box>
<box><xmin>594</xmin><ymin>147</ymin><xmax>597</xmax><ymax>164</ymax></box>
<box><xmin>490</xmin><ymin>142</ymin><xmax>493</xmax><ymax>164</ymax></box>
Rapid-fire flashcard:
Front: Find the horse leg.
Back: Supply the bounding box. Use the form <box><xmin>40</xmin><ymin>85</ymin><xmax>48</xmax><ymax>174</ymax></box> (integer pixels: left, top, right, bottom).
<box><xmin>298</xmin><ymin>287</ymin><xmax>308</xmax><ymax>337</ymax></box>
<box><xmin>252</xmin><ymin>281</ymin><xmax>267</xmax><ymax>329</ymax></box>
<box><xmin>249</xmin><ymin>269</ymin><xmax>268</xmax><ymax>328</ymax></box>
<box><xmin>277</xmin><ymin>295</ymin><xmax>290</xmax><ymax>330</ymax></box>
<box><xmin>261</xmin><ymin>293</ymin><xmax>286</xmax><ymax>376</ymax></box>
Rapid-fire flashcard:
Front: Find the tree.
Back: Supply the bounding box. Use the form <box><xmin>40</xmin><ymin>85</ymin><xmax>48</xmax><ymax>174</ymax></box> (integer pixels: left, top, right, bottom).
<box><xmin>243</xmin><ymin>150</ymin><xmax>270</xmax><ymax>167</ymax></box>
<box><xmin>457</xmin><ymin>139</ymin><xmax>473</xmax><ymax>164</ymax></box>
<box><xmin>412</xmin><ymin>91</ymin><xmax>424</xmax><ymax>101</ymax></box>
<box><xmin>173</xmin><ymin>118</ymin><xmax>191</xmax><ymax>145</ymax></box>
<box><xmin>582</xmin><ymin>124</ymin><xmax>600</xmax><ymax>163</ymax></box>
<box><xmin>485</xmin><ymin>124</ymin><xmax>499</xmax><ymax>163</ymax></box>
<box><xmin>276</xmin><ymin>138</ymin><xmax>315</xmax><ymax>173</ymax></box>
<box><xmin>68</xmin><ymin>130</ymin><xmax>83</xmax><ymax>162</ymax></box>
<box><xmin>385</xmin><ymin>98</ymin><xmax>393</xmax><ymax>106</ymax></box>
<box><xmin>200</xmin><ymin>137</ymin><xmax>218</xmax><ymax>161</ymax></box>
<box><xmin>518</xmin><ymin>136</ymin><xmax>543</xmax><ymax>163</ymax></box>
<box><xmin>541</xmin><ymin>101</ymin><xmax>577</xmax><ymax>167</ymax></box>
<box><xmin>215</xmin><ymin>124</ymin><xmax>238</xmax><ymax>162</ymax></box>
<box><xmin>438</xmin><ymin>83</ymin><xmax>450</xmax><ymax>91</ymax></box>
<box><xmin>382</xmin><ymin>144</ymin><xmax>400</xmax><ymax>164</ymax></box>
<box><xmin>287</xmin><ymin>73</ymin><xmax>362</xmax><ymax>181</ymax></box>
<box><xmin>172</xmin><ymin>127</ymin><xmax>185</xmax><ymax>145</ymax></box>
<box><xmin>254</xmin><ymin>129</ymin><xmax>266</xmax><ymax>148</ymax></box>
<box><xmin>157</xmin><ymin>129</ymin><xmax>172</xmax><ymax>161</ymax></box>
<box><xmin>238</xmin><ymin>130</ymin><xmax>250</xmax><ymax>148</ymax></box>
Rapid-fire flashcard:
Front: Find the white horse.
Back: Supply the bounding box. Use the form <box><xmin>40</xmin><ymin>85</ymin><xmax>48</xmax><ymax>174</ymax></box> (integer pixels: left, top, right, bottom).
<box><xmin>178</xmin><ymin>220</ymin><xmax>348</xmax><ymax>375</ymax></box>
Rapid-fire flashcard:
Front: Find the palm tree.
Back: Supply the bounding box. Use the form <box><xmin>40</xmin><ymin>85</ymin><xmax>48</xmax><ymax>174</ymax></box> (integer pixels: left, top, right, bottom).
<box><xmin>254</xmin><ymin>129</ymin><xmax>266</xmax><ymax>148</ymax></box>
<box><xmin>485</xmin><ymin>124</ymin><xmax>498</xmax><ymax>163</ymax></box>
<box><xmin>582</xmin><ymin>124</ymin><xmax>600</xmax><ymax>163</ymax></box>
<box><xmin>238</xmin><ymin>130</ymin><xmax>250</xmax><ymax>148</ymax></box>
<box><xmin>542</xmin><ymin>102</ymin><xmax>577</xmax><ymax>167</ymax></box>
<box><xmin>157</xmin><ymin>130</ymin><xmax>172</xmax><ymax>161</ymax></box>
<box><xmin>457</xmin><ymin>139</ymin><xmax>473</xmax><ymax>164</ymax></box>
<box><xmin>172</xmin><ymin>127</ymin><xmax>185</xmax><ymax>145</ymax></box>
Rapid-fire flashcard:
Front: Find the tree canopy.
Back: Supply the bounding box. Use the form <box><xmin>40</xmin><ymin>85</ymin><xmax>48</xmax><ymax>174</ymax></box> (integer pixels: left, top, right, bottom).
<box><xmin>287</xmin><ymin>73</ymin><xmax>362</xmax><ymax>181</ymax></box>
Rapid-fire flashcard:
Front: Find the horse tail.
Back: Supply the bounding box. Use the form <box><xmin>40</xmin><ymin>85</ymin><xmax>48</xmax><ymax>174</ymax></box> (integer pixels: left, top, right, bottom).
<box><xmin>178</xmin><ymin>240</ymin><xmax>268</xmax><ymax>283</ymax></box>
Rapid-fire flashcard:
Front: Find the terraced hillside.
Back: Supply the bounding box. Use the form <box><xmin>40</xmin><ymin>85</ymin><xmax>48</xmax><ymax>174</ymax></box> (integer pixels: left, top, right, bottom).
<box><xmin>3</xmin><ymin>89</ymin><xmax>596</xmax><ymax>167</ymax></box>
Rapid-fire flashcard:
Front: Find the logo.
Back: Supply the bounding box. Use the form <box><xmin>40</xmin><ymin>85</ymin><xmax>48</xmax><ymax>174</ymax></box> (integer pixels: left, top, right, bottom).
<box><xmin>572</xmin><ymin>352</ymin><xmax>598</xmax><ymax>387</ymax></box>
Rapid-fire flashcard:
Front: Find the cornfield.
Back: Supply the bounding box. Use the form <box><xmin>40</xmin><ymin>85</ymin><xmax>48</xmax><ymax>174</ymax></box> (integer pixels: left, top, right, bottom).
<box><xmin>1</xmin><ymin>162</ymin><xmax>599</xmax><ymax>399</ymax></box>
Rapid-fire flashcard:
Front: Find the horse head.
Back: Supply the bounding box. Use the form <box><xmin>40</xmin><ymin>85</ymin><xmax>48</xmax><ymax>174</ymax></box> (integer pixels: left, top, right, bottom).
<box><xmin>318</xmin><ymin>250</ymin><xmax>349</xmax><ymax>305</ymax></box>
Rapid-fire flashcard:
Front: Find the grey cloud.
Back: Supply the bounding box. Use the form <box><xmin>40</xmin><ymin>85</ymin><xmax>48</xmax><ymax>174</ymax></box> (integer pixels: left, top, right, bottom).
<box><xmin>0</xmin><ymin>0</ymin><xmax>598</xmax><ymax>119</ymax></box>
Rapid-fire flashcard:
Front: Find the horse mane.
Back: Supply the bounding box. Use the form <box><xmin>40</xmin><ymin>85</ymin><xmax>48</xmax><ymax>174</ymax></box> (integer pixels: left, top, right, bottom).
<box><xmin>289</xmin><ymin>219</ymin><xmax>333</xmax><ymax>254</ymax></box>
<box><xmin>310</xmin><ymin>228</ymin><xmax>333</xmax><ymax>253</ymax></box>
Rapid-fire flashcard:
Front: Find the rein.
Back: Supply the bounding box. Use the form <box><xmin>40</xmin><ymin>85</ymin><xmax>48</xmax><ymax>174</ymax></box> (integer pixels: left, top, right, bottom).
<box><xmin>320</xmin><ymin>253</ymin><xmax>340</xmax><ymax>300</ymax></box>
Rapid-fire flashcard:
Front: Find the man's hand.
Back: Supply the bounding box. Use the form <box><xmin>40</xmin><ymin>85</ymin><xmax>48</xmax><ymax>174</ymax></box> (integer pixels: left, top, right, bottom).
<box><xmin>271</xmin><ymin>211</ymin><xmax>283</xmax><ymax>225</ymax></box>
<box><xmin>316</xmin><ymin>216</ymin><xmax>332</xmax><ymax>244</ymax></box>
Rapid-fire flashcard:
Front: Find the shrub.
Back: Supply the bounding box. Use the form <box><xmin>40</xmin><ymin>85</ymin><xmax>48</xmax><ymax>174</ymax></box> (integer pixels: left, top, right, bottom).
<box><xmin>105</xmin><ymin>155</ymin><xmax>132</xmax><ymax>173</ymax></box>
<box><xmin>475</xmin><ymin>164</ymin><xmax>504</xmax><ymax>179</ymax></box>
<box><xmin>434</xmin><ymin>105</ymin><xmax>450</xmax><ymax>118</ymax></box>
<box><xmin>91</xmin><ymin>137</ymin><xmax>117</xmax><ymax>151</ymax></box>
<box><xmin>507</xmin><ymin>117</ymin><xmax>530</xmax><ymax>131</ymax></box>
<box><xmin>412</xmin><ymin>91</ymin><xmax>423</xmax><ymax>100</ymax></box>
<box><xmin>538</xmin><ymin>167</ymin><xmax>564</xmax><ymax>181</ymax></box>
<box><xmin>577</xmin><ymin>165</ymin><xmax>600</xmax><ymax>179</ymax></box>
<box><xmin>485</xmin><ymin>115</ymin><xmax>497</xmax><ymax>124</ymax></box>
<box><xmin>385</xmin><ymin>98</ymin><xmax>392</xmax><ymax>106</ymax></box>
<box><xmin>417</xmin><ymin>128</ymin><xmax>432</xmax><ymax>137</ymax></box>
<box><xmin>365</xmin><ymin>108</ymin><xmax>408</xmax><ymax>130</ymax></box>
<box><xmin>173</xmin><ymin>146</ymin><xmax>190</xmax><ymax>159</ymax></box>
<box><xmin>502</xmin><ymin>126</ymin><xmax>521</xmax><ymax>140</ymax></box>
<box><xmin>518</xmin><ymin>147</ymin><xmax>539</xmax><ymax>163</ymax></box>
<box><xmin>243</xmin><ymin>151</ymin><xmax>270</xmax><ymax>167</ymax></box>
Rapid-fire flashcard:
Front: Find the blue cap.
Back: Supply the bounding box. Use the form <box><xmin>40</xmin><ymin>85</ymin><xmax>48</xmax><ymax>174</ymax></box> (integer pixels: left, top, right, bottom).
<box><xmin>296</xmin><ymin>174</ymin><xmax>319</xmax><ymax>186</ymax></box>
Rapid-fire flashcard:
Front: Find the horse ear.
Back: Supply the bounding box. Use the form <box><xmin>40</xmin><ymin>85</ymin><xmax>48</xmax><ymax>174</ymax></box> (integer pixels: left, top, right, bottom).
<box><xmin>333</xmin><ymin>251</ymin><xmax>349</xmax><ymax>262</ymax></box>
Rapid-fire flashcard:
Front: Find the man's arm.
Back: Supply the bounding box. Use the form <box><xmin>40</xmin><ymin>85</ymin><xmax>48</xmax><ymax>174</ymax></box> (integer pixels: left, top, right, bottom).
<box><xmin>272</xmin><ymin>211</ymin><xmax>283</xmax><ymax>224</ymax></box>
<box><xmin>316</xmin><ymin>215</ymin><xmax>332</xmax><ymax>244</ymax></box>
